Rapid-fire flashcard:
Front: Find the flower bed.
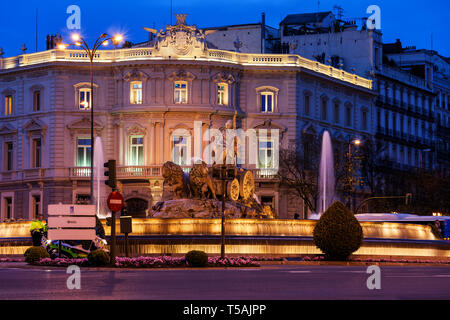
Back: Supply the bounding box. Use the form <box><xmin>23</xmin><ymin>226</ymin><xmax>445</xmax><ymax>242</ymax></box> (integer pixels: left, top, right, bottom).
<box><xmin>34</xmin><ymin>256</ymin><xmax>260</xmax><ymax>268</ymax></box>
<box><xmin>0</xmin><ymin>257</ymin><xmax>24</xmax><ymax>263</ymax></box>
<box><xmin>301</xmin><ymin>255</ymin><xmax>450</xmax><ymax>264</ymax></box>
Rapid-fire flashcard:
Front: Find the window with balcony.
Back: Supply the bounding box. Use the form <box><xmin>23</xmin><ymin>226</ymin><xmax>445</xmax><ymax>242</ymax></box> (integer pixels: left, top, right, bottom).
<box><xmin>172</xmin><ymin>135</ymin><xmax>189</xmax><ymax>166</ymax></box>
<box><xmin>174</xmin><ymin>81</ymin><xmax>187</xmax><ymax>104</ymax></box>
<box><xmin>260</xmin><ymin>92</ymin><xmax>274</xmax><ymax>113</ymax></box>
<box><xmin>258</xmin><ymin>138</ymin><xmax>274</xmax><ymax>169</ymax></box>
<box><xmin>129</xmin><ymin>136</ymin><xmax>144</xmax><ymax>166</ymax></box>
<box><xmin>33</xmin><ymin>91</ymin><xmax>41</xmax><ymax>112</ymax></box>
<box><xmin>79</xmin><ymin>88</ymin><xmax>91</xmax><ymax>110</ymax></box>
<box><xmin>32</xmin><ymin>138</ymin><xmax>41</xmax><ymax>168</ymax></box>
<box><xmin>4</xmin><ymin>142</ymin><xmax>13</xmax><ymax>171</ymax></box>
<box><xmin>4</xmin><ymin>95</ymin><xmax>12</xmax><ymax>116</ymax></box>
<box><xmin>76</xmin><ymin>138</ymin><xmax>91</xmax><ymax>167</ymax></box>
<box><xmin>130</xmin><ymin>81</ymin><xmax>143</xmax><ymax>104</ymax></box>
<box><xmin>217</xmin><ymin>83</ymin><xmax>228</xmax><ymax>106</ymax></box>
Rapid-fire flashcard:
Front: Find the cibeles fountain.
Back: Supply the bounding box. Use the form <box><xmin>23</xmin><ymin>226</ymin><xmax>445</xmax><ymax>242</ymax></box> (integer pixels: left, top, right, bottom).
<box><xmin>0</xmin><ymin>18</ymin><xmax>446</xmax><ymax>258</ymax></box>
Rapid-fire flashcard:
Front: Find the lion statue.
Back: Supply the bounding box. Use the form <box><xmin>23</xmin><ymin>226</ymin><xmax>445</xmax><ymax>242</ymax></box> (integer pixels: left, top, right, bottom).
<box><xmin>162</xmin><ymin>161</ymin><xmax>187</xmax><ymax>199</ymax></box>
<box><xmin>189</xmin><ymin>161</ymin><xmax>216</xmax><ymax>199</ymax></box>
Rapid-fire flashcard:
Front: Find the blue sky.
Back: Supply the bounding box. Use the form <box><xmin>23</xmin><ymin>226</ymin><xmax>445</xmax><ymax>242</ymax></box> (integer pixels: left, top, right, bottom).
<box><xmin>0</xmin><ymin>0</ymin><xmax>449</xmax><ymax>57</ymax></box>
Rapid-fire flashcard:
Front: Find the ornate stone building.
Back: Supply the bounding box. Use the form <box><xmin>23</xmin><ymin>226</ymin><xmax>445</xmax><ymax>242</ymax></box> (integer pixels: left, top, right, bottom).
<box><xmin>0</xmin><ymin>15</ymin><xmax>373</xmax><ymax>220</ymax></box>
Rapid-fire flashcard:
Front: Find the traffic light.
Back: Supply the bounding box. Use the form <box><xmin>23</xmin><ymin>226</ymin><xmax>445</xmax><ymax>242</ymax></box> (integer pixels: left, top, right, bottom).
<box><xmin>104</xmin><ymin>160</ymin><xmax>117</xmax><ymax>190</ymax></box>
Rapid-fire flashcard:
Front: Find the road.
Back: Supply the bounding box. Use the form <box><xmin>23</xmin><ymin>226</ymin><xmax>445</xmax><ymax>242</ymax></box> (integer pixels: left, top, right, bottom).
<box><xmin>0</xmin><ymin>264</ymin><xmax>449</xmax><ymax>300</ymax></box>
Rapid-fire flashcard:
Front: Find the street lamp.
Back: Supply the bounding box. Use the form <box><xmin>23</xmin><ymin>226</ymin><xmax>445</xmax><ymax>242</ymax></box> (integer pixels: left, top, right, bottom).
<box><xmin>60</xmin><ymin>33</ymin><xmax>123</xmax><ymax>204</ymax></box>
<box><xmin>345</xmin><ymin>138</ymin><xmax>363</xmax><ymax>210</ymax></box>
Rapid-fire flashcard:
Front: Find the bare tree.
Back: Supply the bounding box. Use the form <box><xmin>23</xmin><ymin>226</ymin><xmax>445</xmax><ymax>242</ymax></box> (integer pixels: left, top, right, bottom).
<box><xmin>277</xmin><ymin>133</ymin><xmax>320</xmax><ymax>213</ymax></box>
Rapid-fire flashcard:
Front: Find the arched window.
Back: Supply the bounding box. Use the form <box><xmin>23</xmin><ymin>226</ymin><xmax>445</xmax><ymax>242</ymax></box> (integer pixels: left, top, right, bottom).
<box><xmin>255</xmin><ymin>86</ymin><xmax>279</xmax><ymax>113</ymax></box>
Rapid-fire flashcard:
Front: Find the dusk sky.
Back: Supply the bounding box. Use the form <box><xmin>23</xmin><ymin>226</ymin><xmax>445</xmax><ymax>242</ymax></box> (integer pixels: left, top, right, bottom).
<box><xmin>0</xmin><ymin>0</ymin><xmax>449</xmax><ymax>57</ymax></box>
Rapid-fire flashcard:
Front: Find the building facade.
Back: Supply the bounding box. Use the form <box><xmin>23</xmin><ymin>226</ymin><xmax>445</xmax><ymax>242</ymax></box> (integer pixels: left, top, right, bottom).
<box><xmin>0</xmin><ymin>15</ymin><xmax>373</xmax><ymax>221</ymax></box>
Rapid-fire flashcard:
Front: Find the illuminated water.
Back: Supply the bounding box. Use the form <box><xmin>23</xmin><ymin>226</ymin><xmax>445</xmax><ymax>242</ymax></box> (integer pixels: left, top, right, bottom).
<box><xmin>93</xmin><ymin>137</ymin><xmax>107</xmax><ymax>218</ymax></box>
<box><xmin>317</xmin><ymin>130</ymin><xmax>335</xmax><ymax>215</ymax></box>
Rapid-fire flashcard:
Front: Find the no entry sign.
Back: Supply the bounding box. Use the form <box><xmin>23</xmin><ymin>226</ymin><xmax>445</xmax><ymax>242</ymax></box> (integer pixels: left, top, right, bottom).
<box><xmin>107</xmin><ymin>191</ymin><xmax>124</xmax><ymax>212</ymax></box>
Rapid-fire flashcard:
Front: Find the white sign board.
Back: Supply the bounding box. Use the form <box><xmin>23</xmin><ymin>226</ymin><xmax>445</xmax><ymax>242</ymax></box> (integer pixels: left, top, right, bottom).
<box><xmin>47</xmin><ymin>204</ymin><xmax>97</xmax><ymax>241</ymax></box>
<box><xmin>48</xmin><ymin>229</ymin><xmax>96</xmax><ymax>241</ymax></box>
<box><xmin>48</xmin><ymin>217</ymin><xmax>96</xmax><ymax>228</ymax></box>
<box><xmin>48</xmin><ymin>204</ymin><xmax>96</xmax><ymax>216</ymax></box>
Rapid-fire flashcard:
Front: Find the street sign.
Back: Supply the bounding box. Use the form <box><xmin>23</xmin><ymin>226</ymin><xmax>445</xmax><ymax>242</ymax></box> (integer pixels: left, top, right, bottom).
<box><xmin>107</xmin><ymin>191</ymin><xmax>124</xmax><ymax>212</ymax></box>
<box><xmin>47</xmin><ymin>204</ymin><xmax>96</xmax><ymax>241</ymax></box>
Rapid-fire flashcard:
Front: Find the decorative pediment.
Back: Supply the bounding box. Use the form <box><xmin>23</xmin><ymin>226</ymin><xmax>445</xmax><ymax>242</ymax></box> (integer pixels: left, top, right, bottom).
<box><xmin>0</xmin><ymin>124</ymin><xmax>17</xmax><ymax>136</ymax></box>
<box><xmin>302</xmin><ymin>122</ymin><xmax>317</xmax><ymax>135</ymax></box>
<box><xmin>1</xmin><ymin>88</ymin><xmax>16</xmax><ymax>95</ymax></box>
<box><xmin>167</xmin><ymin>70</ymin><xmax>196</xmax><ymax>82</ymax></box>
<box><xmin>212</xmin><ymin>72</ymin><xmax>235</xmax><ymax>84</ymax></box>
<box><xmin>255</xmin><ymin>86</ymin><xmax>279</xmax><ymax>94</ymax></box>
<box><xmin>67</xmin><ymin>117</ymin><xmax>104</xmax><ymax>131</ymax></box>
<box><xmin>253</xmin><ymin>120</ymin><xmax>287</xmax><ymax>132</ymax></box>
<box><xmin>24</xmin><ymin>118</ymin><xmax>47</xmax><ymax>133</ymax></box>
<box><xmin>73</xmin><ymin>82</ymin><xmax>99</xmax><ymax>89</ymax></box>
<box><xmin>333</xmin><ymin>131</ymin><xmax>345</xmax><ymax>141</ymax></box>
<box><xmin>126</xmin><ymin>123</ymin><xmax>147</xmax><ymax>136</ymax></box>
<box><xmin>123</xmin><ymin>69</ymin><xmax>149</xmax><ymax>82</ymax></box>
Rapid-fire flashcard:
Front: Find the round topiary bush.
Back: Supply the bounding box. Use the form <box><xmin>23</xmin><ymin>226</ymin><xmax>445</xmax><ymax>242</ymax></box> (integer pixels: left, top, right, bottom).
<box><xmin>24</xmin><ymin>246</ymin><xmax>50</xmax><ymax>264</ymax></box>
<box><xmin>313</xmin><ymin>201</ymin><xmax>363</xmax><ymax>261</ymax></box>
<box><xmin>185</xmin><ymin>250</ymin><xmax>208</xmax><ymax>267</ymax></box>
<box><xmin>87</xmin><ymin>249</ymin><xmax>110</xmax><ymax>266</ymax></box>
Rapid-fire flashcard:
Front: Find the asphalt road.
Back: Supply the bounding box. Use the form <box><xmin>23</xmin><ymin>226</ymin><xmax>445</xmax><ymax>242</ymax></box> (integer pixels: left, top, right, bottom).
<box><xmin>0</xmin><ymin>264</ymin><xmax>449</xmax><ymax>300</ymax></box>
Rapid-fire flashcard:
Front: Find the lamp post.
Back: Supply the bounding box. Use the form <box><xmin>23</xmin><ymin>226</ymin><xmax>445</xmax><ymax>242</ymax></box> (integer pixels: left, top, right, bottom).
<box><xmin>60</xmin><ymin>33</ymin><xmax>123</xmax><ymax>204</ymax></box>
<box><xmin>345</xmin><ymin>139</ymin><xmax>362</xmax><ymax>210</ymax></box>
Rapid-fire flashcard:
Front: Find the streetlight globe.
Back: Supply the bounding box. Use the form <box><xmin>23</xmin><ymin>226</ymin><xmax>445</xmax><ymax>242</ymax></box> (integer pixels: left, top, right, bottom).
<box><xmin>103</xmin><ymin>40</ymin><xmax>109</xmax><ymax>46</ymax></box>
<box><xmin>71</xmin><ymin>33</ymin><xmax>81</xmax><ymax>42</ymax></box>
<box><xmin>353</xmin><ymin>139</ymin><xmax>361</xmax><ymax>146</ymax></box>
<box><xmin>114</xmin><ymin>35</ymin><xmax>124</xmax><ymax>42</ymax></box>
<box><xmin>57</xmin><ymin>44</ymin><xmax>67</xmax><ymax>50</ymax></box>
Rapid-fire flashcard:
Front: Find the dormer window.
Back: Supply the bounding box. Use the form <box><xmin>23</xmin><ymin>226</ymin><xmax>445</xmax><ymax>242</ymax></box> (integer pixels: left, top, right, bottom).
<box><xmin>174</xmin><ymin>81</ymin><xmax>187</xmax><ymax>104</ymax></box>
<box><xmin>79</xmin><ymin>88</ymin><xmax>91</xmax><ymax>110</ymax></box>
<box><xmin>130</xmin><ymin>81</ymin><xmax>143</xmax><ymax>104</ymax></box>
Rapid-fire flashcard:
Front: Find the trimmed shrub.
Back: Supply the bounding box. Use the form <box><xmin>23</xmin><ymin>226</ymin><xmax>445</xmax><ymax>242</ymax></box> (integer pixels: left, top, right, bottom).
<box><xmin>185</xmin><ymin>250</ymin><xmax>208</xmax><ymax>267</ymax></box>
<box><xmin>313</xmin><ymin>201</ymin><xmax>363</xmax><ymax>261</ymax></box>
<box><xmin>24</xmin><ymin>246</ymin><xmax>50</xmax><ymax>264</ymax></box>
<box><xmin>87</xmin><ymin>249</ymin><xmax>110</xmax><ymax>266</ymax></box>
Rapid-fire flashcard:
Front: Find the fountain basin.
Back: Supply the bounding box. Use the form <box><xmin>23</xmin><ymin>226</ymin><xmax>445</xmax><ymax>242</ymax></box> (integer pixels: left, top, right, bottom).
<box><xmin>0</xmin><ymin>219</ymin><xmax>448</xmax><ymax>258</ymax></box>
